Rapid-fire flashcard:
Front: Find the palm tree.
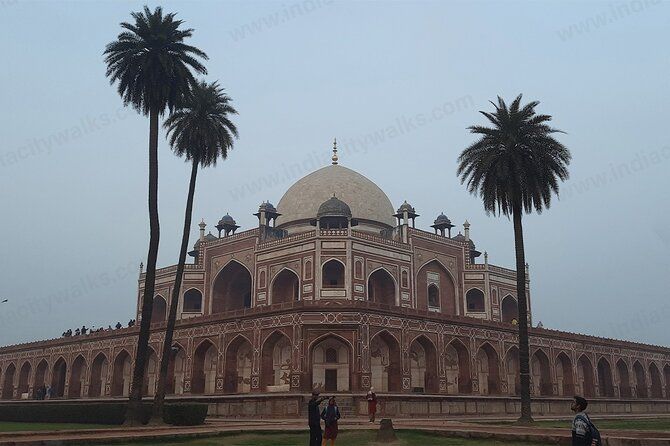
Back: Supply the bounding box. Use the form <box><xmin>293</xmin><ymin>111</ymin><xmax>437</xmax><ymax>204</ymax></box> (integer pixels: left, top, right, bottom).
<box><xmin>457</xmin><ymin>95</ymin><xmax>570</xmax><ymax>423</ymax></box>
<box><xmin>153</xmin><ymin>80</ymin><xmax>238</xmax><ymax>419</ymax></box>
<box><xmin>104</xmin><ymin>6</ymin><xmax>207</xmax><ymax>424</ymax></box>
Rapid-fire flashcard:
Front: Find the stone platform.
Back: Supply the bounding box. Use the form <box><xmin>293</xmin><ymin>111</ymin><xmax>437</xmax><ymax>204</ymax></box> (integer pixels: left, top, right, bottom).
<box><xmin>185</xmin><ymin>393</ymin><xmax>670</xmax><ymax>418</ymax></box>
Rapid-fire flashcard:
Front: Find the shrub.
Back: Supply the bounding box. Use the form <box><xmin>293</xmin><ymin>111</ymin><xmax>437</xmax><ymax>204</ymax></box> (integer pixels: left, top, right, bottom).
<box><xmin>163</xmin><ymin>403</ymin><xmax>208</xmax><ymax>426</ymax></box>
<box><xmin>0</xmin><ymin>402</ymin><xmax>130</xmax><ymax>424</ymax></box>
<box><xmin>0</xmin><ymin>401</ymin><xmax>206</xmax><ymax>425</ymax></box>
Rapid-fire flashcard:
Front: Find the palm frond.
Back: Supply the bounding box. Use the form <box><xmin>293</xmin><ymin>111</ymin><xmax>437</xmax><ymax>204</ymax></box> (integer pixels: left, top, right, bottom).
<box><xmin>457</xmin><ymin>95</ymin><xmax>571</xmax><ymax>217</ymax></box>
<box><xmin>164</xmin><ymin>80</ymin><xmax>239</xmax><ymax>168</ymax></box>
<box><xmin>104</xmin><ymin>6</ymin><xmax>208</xmax><ymax>116</ymax></box>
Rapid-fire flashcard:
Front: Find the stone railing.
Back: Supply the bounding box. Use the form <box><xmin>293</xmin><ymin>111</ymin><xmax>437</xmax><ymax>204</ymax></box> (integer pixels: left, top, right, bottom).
<box><xmin>488</xmin><ymin>264</ymin><xmax>517</xmax><ymax>277</ymax></box>
<box><xmin>350</xmin><ymin>230</ymin><xmax>408</xmax><ymax>249</ymax></box>
<box><xmin>319</xmin><ymin>229</ymin><xmax>348</xmax><ymax>236</ymax></box>
<box><xmin>408</xmin><ymin>227</ymin><xmax>465</xmax><ymax>247</ymax></box>
<box><xmin>258</xmin><ymin>230</ymin><xmax>316</xmax><ymax>250</ymax></box>
<box><xmin>152</xmin><ymin>263</ymin><xmax>203</xmax><ymax>277</ymax></box>
<box><xmin>202</xmin><ymin>228</ymin><xmax>258</xmax><ymax>247</ymax></box>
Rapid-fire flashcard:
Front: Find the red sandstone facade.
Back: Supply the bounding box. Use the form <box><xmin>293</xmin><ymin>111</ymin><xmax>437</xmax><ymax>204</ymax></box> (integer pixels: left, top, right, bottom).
<box><xmin>1</xmin><ymin>159</ymin><xmax>669</xmax><ymax>417</ymax></box>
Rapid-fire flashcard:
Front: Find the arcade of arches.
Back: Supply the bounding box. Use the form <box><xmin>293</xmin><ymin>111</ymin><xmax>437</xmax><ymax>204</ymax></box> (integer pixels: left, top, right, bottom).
<box><xmin>4</xmin><ymin>330</ymin><xmax>668</xmax><ymax>402</ymax></box>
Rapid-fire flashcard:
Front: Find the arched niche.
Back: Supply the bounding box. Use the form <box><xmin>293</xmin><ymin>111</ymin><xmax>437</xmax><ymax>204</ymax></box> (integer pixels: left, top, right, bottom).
<box><xmin>212</xmin><ymin>261</ymin><xmax>252</xmax><ymax>313</ymax></box>
<box><xmin>322</xmin><ymin>260</ymin><xmax>345</xmax><ymax>288</ymax></box>
<box><xmin>260</xmin><ymin>331</ymin><xmax>292</xmax><ymax>391</ymax></box>
<box><xmin>409</xmin><ymin>336</ymin><xmax>439</xmax><ymax>393</ymax></box>
<box><xmin>367</xmin><ymin>268</ymin><xmax>396</xmax><ymax>306</ymax></box>
<box><xmin>271</xmin><ymin>269</ymin><xmax>300</xmax><ymax>305</ymax></box>
<box><xmin>311</xmin><ymin>335</ymin><xmax>351</xmax><ymax>392</ymax></box>
<box><xmin>369</xmin><ymin>331</ymin><xmax>401</xmax><ymax>392</ymax></box>
<box><xmin>416</xmin><ymin>260</ymin><xmax>456</xmax><ymax>314</ymax></box>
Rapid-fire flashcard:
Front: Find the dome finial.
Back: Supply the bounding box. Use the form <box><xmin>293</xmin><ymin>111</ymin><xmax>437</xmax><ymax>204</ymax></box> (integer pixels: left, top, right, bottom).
<box><xmin>331</xmin><ymin>138</ymin><xmax>339</xmax><ymax>165</ymax></box>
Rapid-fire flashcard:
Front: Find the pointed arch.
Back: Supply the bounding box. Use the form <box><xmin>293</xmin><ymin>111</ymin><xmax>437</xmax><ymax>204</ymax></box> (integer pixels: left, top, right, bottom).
<box><xmin>192</xmin><ymin>339</ymin><xmax>217</xmax><ymax>394</ymax></box>
<box><xmin>322</xmin><ymin>258</ymin><xmax>345</xmax><ymax>288</ymax></box>
<box><xmin>1</xmin><ymin>363</ymin><xmax>16</xmax><ymax>399</ymax></box>
<box><xmin>577</xmin><ymin>355</ymin><xmax>595</xmax><ymax>397</ymax></box>
<box><xmin>224</xmin><ymin>335</ymin><xmax>253</xmax><ymax>393</ymax></box>
<box><xmin>616</xmin><ymin>359</ymin><xmax>631</xmax><ymax>398</ymax></box>
<box><xmin>505</xmin><ymin>346</ymin><xmax>520</xmax><ymax>395</ymax></box>
<box><xmin>597</xmin><ymin>357</ymin><xmax>615</xmax><ymax>397</ymax></box>
<box><xmin>68</xmin><ymin>355</ymin><xmax>87</xmax><ymax>398</ymax></box>
<box><xmin>182</xmin><ymin>288</ymin><xmax>203</xmax><ymax>313</ymax></box>
<box><xmin>446</xmin><ymin>338</ymin><xmax>472</xmax><ymax>394</ymax></box>
<box><xmin>465</xmin><ymin>288</ymin><xmax>486</xmax><ymax>313</ymax></box>
<box><xmin>212</xmin><ymin>260</ymin><xmax>253</xmax><ymax>313</ymax></box>
<box><xmin>270</xmin><ymin>268</ymin><xmax>300</xmax><ymax>305</ymax></box>
<box><xmin>367</xmin><ymin>267</ymin><xmax>397</xmax><ymax>306</ymax></box>
<box><xmin>633</xmin><ymin>360</ymin><xmax>647</xmax><ymax>398</ymax></box>
<box><xmin>649</xmin><ymin>362</ymin><xmax>663</xmax><ymax>398</ymax></box>
<box><xmin>166</xmin><ymin>343</ymin><xmax>187</xmax><ymax>395</ymax></box>
<box><xmin>17</xmin><ymin>361</ymin><xmax>32</xmax><ymax>397</ymax></box>
<box><xmin>531</xmin><ymin>349</ymin><xmax>552</xmax><ymax>396</ymax></box>
<box><xmin>143</xmin><ymin>347</ymin><xmax>159</xmax><ymax>397</ymax></box>
<box><xmin>370</xmin><ymin>330</ymin><xmax>402</xmax><ymax>392</ymax></box>
<box><xmin>51</xmin><ymin>357</ymin><xmax>67</xmax><ymax>398</ymax></box>
<box><xmin>33</xmin><ymin>359</ymin><xmax>48</xmax><ymax>395</ymax></box>
<box><xmin>476</xmin><ymin>342</ymin><xmax>501</xmax><ymax>395</ymax></box>
<box><xmin>409</xmin><ymin>335</ymin><xmax>439</xmax><ymax>393</ymax></box>
<box><xmin>310</xmin><ymin>333</ymin><xmax>352</xmax><ymax>392</ymax></box>
<box><xmin>501</xmin><ymin>295</ymin><xmax>518</xmax><ymax>324</ymax></box>
<box><xmin>151</xmin><ymin>294</ymin><xmax>167</xmax><ymax>323</ymax></box>
<box><xmin>89</xmin><ymin>353</ymin><xmax>108</xmax><ymax>398</ymax></box>
<box><xmin>664</xmin><ymin>364</ymin><xmax>670</xmax><ymax>400</ymax></box>
<box><xmin>555</xmin><ymin>352</ymin><xmax>574</xmax><ymax>396</ymax></box>
<box><xmin>416</xmin><ymin>259</ymin><xmax>457</xmax><ymax>314</ymax></box>
<box><xmin>111</xmin><ymin>349</ymin><xmax>132</xmax><ymax>397</ymax></box>
<box><xmin>260</xmin><ymin>330</ymin><xmax>292</xmax><ymax>390</ymax></box>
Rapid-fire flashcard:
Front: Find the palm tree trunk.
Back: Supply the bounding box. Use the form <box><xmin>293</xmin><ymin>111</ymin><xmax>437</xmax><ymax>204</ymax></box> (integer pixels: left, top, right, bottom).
<box><xmin>153</xmin><ymin>159</ymin><xmax>199</xmax><ymax>421</ymax></box>
<box><xmin>127</xmin><ymin>107</ymin><xmax>161</xmax><ymax>425</ymax></box>
<box><xmin>513</xmin><ymin>204</ymin><xmax>533</xmax><ymax>423</ymax></box>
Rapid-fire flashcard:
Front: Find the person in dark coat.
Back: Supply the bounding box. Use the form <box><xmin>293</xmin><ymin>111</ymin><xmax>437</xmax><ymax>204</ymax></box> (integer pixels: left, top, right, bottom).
<box><xmin>308</xmin><ymin>390</ymin><xmax>327</xmax><ymax>446</ymax></box>
<box><xmin>321</xmin><ymin>397</ymin><xmax>341</xmax><ymax>445</ymax></box>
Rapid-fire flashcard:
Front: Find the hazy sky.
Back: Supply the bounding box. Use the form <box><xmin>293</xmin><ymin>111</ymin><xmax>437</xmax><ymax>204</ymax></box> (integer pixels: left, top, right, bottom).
<box><xmin>1</xmin><ymin>0</ymin><xmax>668</xmax><ymax>347</ymax></box>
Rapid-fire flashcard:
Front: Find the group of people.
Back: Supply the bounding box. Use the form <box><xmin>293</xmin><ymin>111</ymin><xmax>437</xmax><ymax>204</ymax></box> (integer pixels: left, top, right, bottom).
<box><xmin>308</xmin><ymin>392</ymin><xmax>341</xmax><ymax>446</ymax></box>
<box><xmin>307</xmin><ymin>391</ymin><xmax>598</xmax><ymax>446</ymax></box>
<box><xmin>307</xmin><ymin>388</ymin><xmax>378</xmax><ymax>446</ymax></box>
<box><xmin>34</xmin><ymin>384</ymin><xmax>52</xmax><ymax>400</ymax></box>
<box><xmin>61</xmin><ymin>320</ymin><xmax>136</xmax><ymax>338</ymax></box>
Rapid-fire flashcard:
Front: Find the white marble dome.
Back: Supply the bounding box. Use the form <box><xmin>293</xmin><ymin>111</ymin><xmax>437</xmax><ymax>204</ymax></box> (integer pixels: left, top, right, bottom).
<box><xmin>276</xmin><ymin>164</ymin><xmax>395</xmax><ymax>230</ymax></box>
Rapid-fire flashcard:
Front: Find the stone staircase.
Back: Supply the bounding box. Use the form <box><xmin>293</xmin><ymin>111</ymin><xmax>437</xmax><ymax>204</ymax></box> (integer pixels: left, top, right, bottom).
<box><xmin>333</xmin><ymin>396</ymin><xmax>357</xmax><ymax>418</ymax></box>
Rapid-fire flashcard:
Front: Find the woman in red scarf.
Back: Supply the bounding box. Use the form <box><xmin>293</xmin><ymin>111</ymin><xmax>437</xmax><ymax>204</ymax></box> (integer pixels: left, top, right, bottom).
<box><xmin>320</xmin><ymin>397</ymin><xmax>341</xmax><ymax>445</ymax></box>
<box><xmin>366</xmin><ymin>388</ymin><xmax>378</xmax><ymax>422</ymax></box>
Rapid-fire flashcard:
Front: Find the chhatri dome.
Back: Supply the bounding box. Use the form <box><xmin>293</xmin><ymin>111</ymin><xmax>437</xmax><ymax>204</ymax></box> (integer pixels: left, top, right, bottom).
<box><xmin>276</xmin><ymin>140</ymin><xmax>395</xmax><ymax>232</ymax></box>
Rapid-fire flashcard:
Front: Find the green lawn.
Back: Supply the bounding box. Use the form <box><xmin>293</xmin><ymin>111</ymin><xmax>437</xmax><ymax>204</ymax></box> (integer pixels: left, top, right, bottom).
<box><xmin>115</xmin><ymin>430</ymin><xmax>547</xmax><ymax>446</ymax></box>
<box><xmin>0</xmin><ymin>421</ymin><xmax>117</xmax><ymax>432</ymax></box>
<box><xmin>482</xmin><ymin>418</ymin><xmax>670</xmax><ymax>432</ymax></box>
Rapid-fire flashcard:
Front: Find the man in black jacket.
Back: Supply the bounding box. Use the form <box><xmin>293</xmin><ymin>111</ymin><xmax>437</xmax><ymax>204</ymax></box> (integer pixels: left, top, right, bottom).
<box><xmin>308</xmin><ymin>390</ymin><xmax>328</xmax><ymax>446</ymax></box>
